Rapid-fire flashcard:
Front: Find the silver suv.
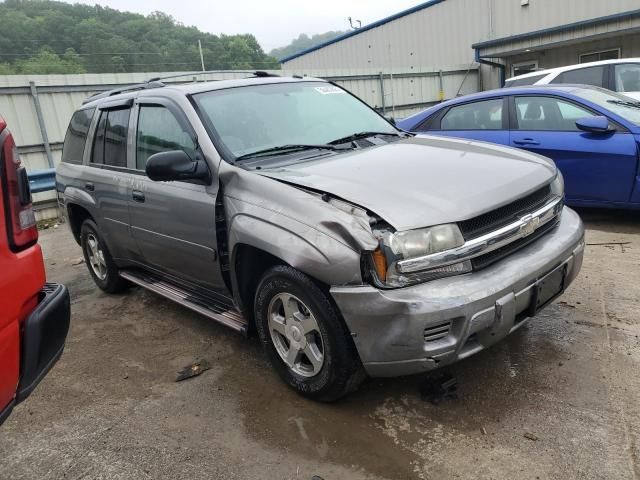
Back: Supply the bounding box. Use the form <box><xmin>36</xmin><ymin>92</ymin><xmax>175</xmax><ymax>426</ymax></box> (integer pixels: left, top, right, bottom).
<box><xmin>56</xmin><ymin>74</ymin><xmax>585</xmax><ymax>401</ymax></box>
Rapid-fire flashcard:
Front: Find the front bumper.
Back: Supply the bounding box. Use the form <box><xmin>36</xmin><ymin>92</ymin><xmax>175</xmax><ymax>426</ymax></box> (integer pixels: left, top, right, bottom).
<box><xmin>15</xmin><ymin>283</ymin><xmax>70</xmax><ymax>403</ymax></box>
<box><xmin>331</xmin><ymin>208</ymin><xmax>584</xmax><ymax>378</ymax></box>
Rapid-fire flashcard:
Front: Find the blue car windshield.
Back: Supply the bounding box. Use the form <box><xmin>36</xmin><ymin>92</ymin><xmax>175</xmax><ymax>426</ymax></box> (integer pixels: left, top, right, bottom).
<box><xmin>572</xmin><ymin>88</ymin><xmax>640</xmax><ymax>126</ymax></box>
<box><xmin>193</xmin><ymin>82</ymin><xmax>396</xmax><ymax>158</ymax></box>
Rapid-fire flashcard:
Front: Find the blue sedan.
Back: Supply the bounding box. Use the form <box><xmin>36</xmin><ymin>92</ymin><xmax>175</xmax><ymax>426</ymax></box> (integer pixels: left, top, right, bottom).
<box><xmin>397</xmin><ymin>85</ymin><xmax>640</xmax><ymax>209</ymax></box>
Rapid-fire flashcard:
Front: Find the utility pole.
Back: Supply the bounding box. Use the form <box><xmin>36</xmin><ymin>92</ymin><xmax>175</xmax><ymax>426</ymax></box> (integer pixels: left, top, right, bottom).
<box><xmin>198</xmin><ymin>39</ymin><xmax>205</xmax><ymax>72</ymax></box>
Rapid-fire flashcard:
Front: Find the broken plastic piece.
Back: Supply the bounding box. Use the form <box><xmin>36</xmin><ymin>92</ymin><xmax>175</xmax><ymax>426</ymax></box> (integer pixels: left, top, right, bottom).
<box><xmin>175</xmin><ymin>360</ymin><xmax>211</xmax><ymax>382</ymax></box>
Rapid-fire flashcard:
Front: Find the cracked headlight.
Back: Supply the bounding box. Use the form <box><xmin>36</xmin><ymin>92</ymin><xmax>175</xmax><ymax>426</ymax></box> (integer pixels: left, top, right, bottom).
<box><xmin>367</xmin><ymin>224</ymin><xmax>471</xmax><ymax>288</ymax></box>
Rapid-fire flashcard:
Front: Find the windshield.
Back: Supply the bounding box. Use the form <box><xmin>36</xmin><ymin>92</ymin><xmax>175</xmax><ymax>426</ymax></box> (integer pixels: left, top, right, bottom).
<box><xmin>193</xmin><ymin>82</ymin><xmax>397</xmax><ymax>158</ymax></box>
<box><xmin>572</xmin><ymin>87</ymin><xmax>640</xmax><ymax>126</ymax></box>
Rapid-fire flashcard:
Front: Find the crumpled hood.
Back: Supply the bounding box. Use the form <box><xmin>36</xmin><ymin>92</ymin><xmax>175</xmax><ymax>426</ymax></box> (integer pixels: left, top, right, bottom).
<box><xmin>260</xmin><ymin>135</ymin><xmax>557</xmax><ymax>231</ymax></box>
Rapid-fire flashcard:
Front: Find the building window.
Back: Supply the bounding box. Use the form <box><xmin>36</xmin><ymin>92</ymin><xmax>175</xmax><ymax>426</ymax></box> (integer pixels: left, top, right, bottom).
<box><xmin>512</xmin><ymin>61</ymin><xmax>538</xmax><ymax>77</ymax></box>
<box><xmin>579</xmin><ymin>48</ymin><xmax>620</xmax><ymax>64</ymax></box>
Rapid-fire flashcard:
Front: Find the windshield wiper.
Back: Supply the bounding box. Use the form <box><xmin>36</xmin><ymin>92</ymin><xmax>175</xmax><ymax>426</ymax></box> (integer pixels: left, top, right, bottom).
<box><xmin>328</xmin><ymin>131</ymin><xmax>403</xmax><ymax>145</ymax></box>
<box><xmin>235</xmin><ymin>144</ymin><xmax>347</xmax><ymax>161</ymax></box>
<box><xmin>607</xmin><ymin>99</ymin><xmax>640</xmax><ymax>109</ymax></box>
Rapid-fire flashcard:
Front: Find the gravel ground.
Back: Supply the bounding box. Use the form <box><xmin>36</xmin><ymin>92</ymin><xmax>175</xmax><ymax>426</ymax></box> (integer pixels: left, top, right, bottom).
<box><xmin>1</xmin><ymin>208</ymin><xmax>639</xmax><ymax>480</ymax></box>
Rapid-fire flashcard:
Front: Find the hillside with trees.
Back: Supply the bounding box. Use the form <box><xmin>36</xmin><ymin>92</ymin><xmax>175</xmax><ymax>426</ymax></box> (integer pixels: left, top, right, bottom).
<box><xmin>269</xmin><ymin>31</ymin><xmax>347</xmax><ymax>60</ymax></box>
<box><xmin>0</xmin><ymin>0</ymin><xmax>279</xmax><ymax>74</ymax></box>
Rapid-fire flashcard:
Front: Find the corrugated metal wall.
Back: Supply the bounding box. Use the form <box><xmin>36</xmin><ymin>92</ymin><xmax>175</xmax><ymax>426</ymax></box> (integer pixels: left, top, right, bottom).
<box><xmin>0</xmin><ymin>67</ymin><xmax>478</xmax><ymax>219</ymax></box>
<box><xmin>489</xmin><ymin>0</ymin><xmax>640</xmax><ymax>40</ymax></box>
<box><xmin>282</xmin><ymin>0</ymin><xmax>640</xmax><ymax>85</ymax></box>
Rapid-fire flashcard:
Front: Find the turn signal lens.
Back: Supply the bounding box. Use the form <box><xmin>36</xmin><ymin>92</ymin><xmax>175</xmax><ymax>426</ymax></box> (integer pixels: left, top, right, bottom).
<box><xmin>372</xmin><ymin>248</ymin><xmax>387</xmax><ymax>281</ymax></box>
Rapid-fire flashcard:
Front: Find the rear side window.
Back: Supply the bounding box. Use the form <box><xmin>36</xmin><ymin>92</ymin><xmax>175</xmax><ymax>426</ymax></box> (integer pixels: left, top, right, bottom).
<box><xmin>91</xmin><ymin>108</ymin><xmax>131</xmax><ymax>167</ymax></box>
<box><xmin>505</xmin><ymin>73</ymin><xmax>547</xmax><ymax>87</ymax></box>
<box><xmin>440</xmin><ymin>99</ymin><xmax>503</xmax><ymax>130</ymax></box>
<box><xmin>615</xmin><ymin>64</ymin><xmax>640</xmax><ymax>93</ymax></box>
<box><xmin>61</xmin><ymin>108</ymin><xmax>95</xmax><ymax>164</ymax></box>
<box><xmin>551</xmin><ymin>66</ymin><xmax>606</xmax><ymax>87</ymax></box>
<box><xmin>136</xmin><ymin>105</ymin><xmax>196</xmax><ymax>170</ymax></box>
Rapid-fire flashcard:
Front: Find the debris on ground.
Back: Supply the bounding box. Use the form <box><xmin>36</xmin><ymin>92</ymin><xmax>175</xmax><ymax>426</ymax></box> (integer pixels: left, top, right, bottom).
<box><xmin>71</xmin><ymin>258</ymin><xmax>84</xmax><ymax>266</ymax></box>
<box><xmin>586</xmin><ymin>241</ymin><xmax>631</xmax><ymax>246</ymax></box>
<box><xmin>419</xmin><ymin>372</ymin><xmax>458</xmax><ymax>405</ymax></box>
<box><xmin>558</xmin><ymin>301</ymin><xmax>576</xmax><ymax>308</ymax></box>
<box><xmin>311</xmin><ymin>476</ymin><xmax>324</xmax><ymax>480</ymax></box>
<box><xmin>524</xmin><ymin>432</ymin><xmax>539</xmax><ymax>441</ymax></box>
<box><xmin>175</xmin><ymin>360</ymin><xmax>211</xmax><ymax>382</ymax></box>
<box><xmin>481</xmin><ymin>427</ymin><xmax>488</xmax><ymax>435</ymax></box>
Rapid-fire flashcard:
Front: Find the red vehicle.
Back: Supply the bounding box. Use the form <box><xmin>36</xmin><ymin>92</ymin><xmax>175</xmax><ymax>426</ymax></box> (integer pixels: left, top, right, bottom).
<box><xmin>0</xmin><ymin>115</ymin><xmax>70</xmax><ymax>425</ymax></box>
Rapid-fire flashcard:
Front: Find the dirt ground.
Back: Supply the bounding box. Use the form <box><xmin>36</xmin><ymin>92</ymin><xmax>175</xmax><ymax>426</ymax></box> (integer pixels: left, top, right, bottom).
<box><xmin>1</xmin><ymin>208</ymin><xmax>639</xmax><ymax>480</ymax></box>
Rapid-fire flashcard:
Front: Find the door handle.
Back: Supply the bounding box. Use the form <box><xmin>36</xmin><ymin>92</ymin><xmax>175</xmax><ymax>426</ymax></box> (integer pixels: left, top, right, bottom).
<box><xmin>132</xmin><ymin>190</ymin><xmax>145</xmax><ymax>203</ymax></box>
<box><xmin>84</xmin><ymin>182</ymin><xmax>95</xmax><ymax>192</ymax></box>
<box><xmin>513</xmin><ymin>138</ymin><xmax>540</xmax><ymax>146</ymax></box>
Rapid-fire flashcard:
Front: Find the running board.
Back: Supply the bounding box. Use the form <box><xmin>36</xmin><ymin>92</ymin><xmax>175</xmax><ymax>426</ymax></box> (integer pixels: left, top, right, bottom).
<box><xmin>119</xmin><ymin>270</ymin><xmax>247</xmax><ymax>334</ymax></box>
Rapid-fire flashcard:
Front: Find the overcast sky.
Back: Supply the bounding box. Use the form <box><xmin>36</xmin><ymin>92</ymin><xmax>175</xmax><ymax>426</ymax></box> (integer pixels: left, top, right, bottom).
<box><xmin>69</xmin><ymin>0</ymin><xmax>423</xmax><ymax>51</ymax></box>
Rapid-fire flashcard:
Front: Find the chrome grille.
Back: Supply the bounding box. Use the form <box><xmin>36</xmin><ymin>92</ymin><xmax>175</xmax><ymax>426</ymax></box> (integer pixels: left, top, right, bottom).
<box><xmin>471</xmin><ymin>216</ymin><xmax>559</xmax><ymax>270</ymax></box>
<box><xmin>459</xmin><ymin>185</ymin><xmax>553</xmax><ymax>240</ymax></box>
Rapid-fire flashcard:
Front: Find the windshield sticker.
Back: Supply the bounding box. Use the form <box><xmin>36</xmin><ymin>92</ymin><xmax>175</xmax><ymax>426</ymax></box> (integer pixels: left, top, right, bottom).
<box><xmin>315</xmin><ymin>85</ymin><xmax>346</xmax><ymax>95</ymax></box>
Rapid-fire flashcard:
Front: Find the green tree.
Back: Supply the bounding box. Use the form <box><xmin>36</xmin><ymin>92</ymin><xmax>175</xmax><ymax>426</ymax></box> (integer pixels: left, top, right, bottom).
<box><xmin>0</xmin><ymin>0</ymin><xmax>279</xmax><ymax>74</ymax></box>
<box><xmin>14</xmin><ymin>48</ymin><xmax>85</xmax><ymax>74</ymax></box>
<box><xmin>270</xmin><ymin>31</ymin><xmax>347</xmax><ymax>60</ymax></box>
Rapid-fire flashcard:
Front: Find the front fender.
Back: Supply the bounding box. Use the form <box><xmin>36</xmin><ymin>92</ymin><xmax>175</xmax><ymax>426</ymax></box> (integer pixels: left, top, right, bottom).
<box><xmin>226</xmin><ymin>197</ymin><xmax>363</xmax><ymax>287</ymax></box>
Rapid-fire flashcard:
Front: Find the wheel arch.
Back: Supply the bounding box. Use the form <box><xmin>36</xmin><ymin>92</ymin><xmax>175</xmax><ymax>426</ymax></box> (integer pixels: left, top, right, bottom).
<box><xmin>66</xmin><ymin>203</ymin><xmax>95</xmax><ymax>245</ymax></box>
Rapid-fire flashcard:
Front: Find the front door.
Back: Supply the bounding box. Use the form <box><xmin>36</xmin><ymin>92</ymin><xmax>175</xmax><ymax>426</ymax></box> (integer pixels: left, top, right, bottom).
<box><xmin>128</xmin><ymin>100</ymin><xmax>225</xmax><ymax>292</ymax></box>
<box><xmin>510</xmin><ymin>95</ymin><xmax>638</xmax><ymax>204</ymax></box>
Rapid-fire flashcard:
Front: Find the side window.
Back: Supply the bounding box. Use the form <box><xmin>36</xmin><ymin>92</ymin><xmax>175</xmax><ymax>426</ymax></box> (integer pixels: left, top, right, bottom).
<box><xmin>515</xmin><ymin>97</ymin><xmax>596</xmax><ymax>131</ymax></box>
<box><xmin>551</xmin><ymin>66</ymin><xmax>605</xmax><ymax>87</ymax></box>
<box><xmin>90</xmin><ymin>108</ymin><xmax>131</xmax><ymax>167</ymax></box>
<box><xmin>614</xmin><ymin>64</ymin><xmax>640</xmax><ymax>93</ymax></box>
<box><xmin>136</xmin><ymin>105</ymin><xmax>196</xmax><ymax>171</ymax></box>
<box><xmin>103</xmin><ymin>109</ymin><xmax>130</xmax><ymax>168</ymax></box>
<box><xmin>439</xmin><ymin>99</ymin><xmax>503</xmax><ymax>130</ymax></box>
<box><xmin>62</xmin><ymin>108</ymin><xmax>95</xmax><ymax>164</ymax></box>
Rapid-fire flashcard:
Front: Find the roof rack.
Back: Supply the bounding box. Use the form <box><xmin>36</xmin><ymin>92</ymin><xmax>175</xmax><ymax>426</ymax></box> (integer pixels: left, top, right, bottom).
<box><xmin>251</xmin><ymin>71</ymin><xmax>280</xmax><ymax>78</ymax></box>
<box><xmin>82</xmin><ymin>70</ymin><xmax>282</xmax><ymax>105</ymax></box>
<box><xmin>82</xmin><ymin>80</ymin><xmax>165</xmax><ymax>104</ymax></box>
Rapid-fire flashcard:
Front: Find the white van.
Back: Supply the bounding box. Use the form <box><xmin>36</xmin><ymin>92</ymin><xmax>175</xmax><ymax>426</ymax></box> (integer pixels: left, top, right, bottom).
<box><xmin>505</xmin><ymin>59</ymin><xmax>640</xmax><ymax>101</ymax></box>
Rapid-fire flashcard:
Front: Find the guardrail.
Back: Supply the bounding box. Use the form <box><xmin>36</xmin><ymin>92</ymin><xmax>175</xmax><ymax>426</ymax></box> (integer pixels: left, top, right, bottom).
<box><xmin>28</xmin><ymin>168</ymin><xmax>56</xmax><ymax>194</ymax></box>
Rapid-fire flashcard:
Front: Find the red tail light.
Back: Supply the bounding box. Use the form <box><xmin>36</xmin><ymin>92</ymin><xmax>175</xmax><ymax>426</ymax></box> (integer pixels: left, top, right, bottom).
<box><xmin>1</xmin><ymin>123</ymin><xmax>38</xmax><ymax>251</ymax></box>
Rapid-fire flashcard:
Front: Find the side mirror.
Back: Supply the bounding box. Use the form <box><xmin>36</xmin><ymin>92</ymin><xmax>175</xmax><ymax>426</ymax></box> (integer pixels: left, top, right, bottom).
<box><xmin>575</xmin><ymin>116</ymin><xmax>614</xmax><ymax>134</ymax></box>
<box><xmin>146</xmin><ymin>150</ymin><xmax>211</xmax><ymax>183</ymax></box>
<box><xmin>385</xmin><ymin>115</ymin><xmax>396</xmax><ymax>126</ymax></box>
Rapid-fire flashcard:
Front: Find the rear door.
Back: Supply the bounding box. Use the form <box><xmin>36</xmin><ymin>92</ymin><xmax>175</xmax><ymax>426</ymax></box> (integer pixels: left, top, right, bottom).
<box><xmin>415</xmin><ymin>97</ymin><xmax>510</xmax><ymax>145</ymax></box>
<box><xmin>510</xmin><ymin>95</ymin><xmax>638</xmax><ymax>204</ymax></box>
<box><xmin>128</xmin><ymin>98</ymin><xmax>225</xmax><ymax>292</ymax></box>
<box><xmin>82</xmin><ymin>101</ymin><xmax>140</xmax><ymax>262</ymax></box>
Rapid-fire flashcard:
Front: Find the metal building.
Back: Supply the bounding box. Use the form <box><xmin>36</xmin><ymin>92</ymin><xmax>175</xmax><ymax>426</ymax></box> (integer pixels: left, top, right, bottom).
<box><xmin>280</xmin><ymin>0</ymin><xmax>640</xmax><ymax>89</ymax></box>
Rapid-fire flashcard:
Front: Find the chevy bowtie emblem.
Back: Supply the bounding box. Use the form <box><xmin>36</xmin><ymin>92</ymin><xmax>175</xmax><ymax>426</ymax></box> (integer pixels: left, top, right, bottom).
<box><xmin>519</xmin><ymin>214</ymin><xmax>541</xmax><ymax>237</ymax></box>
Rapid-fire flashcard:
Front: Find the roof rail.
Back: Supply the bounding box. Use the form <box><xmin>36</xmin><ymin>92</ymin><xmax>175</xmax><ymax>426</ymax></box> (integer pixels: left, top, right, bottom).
<box><xmin>147</xmin><ymin>70</ymin><xmax>280</xmax><ymax>82</ymax></box>
<box><xmin>82</xmin><ymin>80</ymin><xmax>165</xmax><ymax>104</ymax></box>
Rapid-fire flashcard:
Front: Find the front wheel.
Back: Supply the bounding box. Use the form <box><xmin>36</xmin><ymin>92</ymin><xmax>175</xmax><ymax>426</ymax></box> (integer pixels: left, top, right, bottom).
<box><xmin>254</xmin><ymin>265</ymin><xmax>365</xmax><ymax>402</ymax></box>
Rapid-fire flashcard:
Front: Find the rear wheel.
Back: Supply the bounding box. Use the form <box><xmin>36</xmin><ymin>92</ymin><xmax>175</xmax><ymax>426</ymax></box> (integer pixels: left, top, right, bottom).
<box><xmin>254</xmin><ymin>265</ymin><xmax>365</xmax><ymax>402</ymax></box>
<box><xmin>80</xmin><ymin>219</ymin><xmax>128</xmax><ymax>293</ymax></box>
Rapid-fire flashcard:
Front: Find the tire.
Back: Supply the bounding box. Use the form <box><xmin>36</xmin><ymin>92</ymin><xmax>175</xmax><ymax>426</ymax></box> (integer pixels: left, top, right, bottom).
<box><xmin>254</xmin><ymin>265</ymin><xmax>365</xmax><ymax>402</ymax></box>
<box><xmin>80</xmin><ymin>219</ymin><xmax>128</xmax><ymax>293</ymax></box>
